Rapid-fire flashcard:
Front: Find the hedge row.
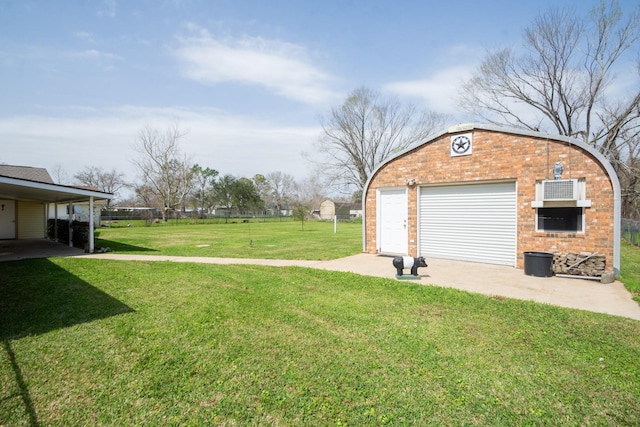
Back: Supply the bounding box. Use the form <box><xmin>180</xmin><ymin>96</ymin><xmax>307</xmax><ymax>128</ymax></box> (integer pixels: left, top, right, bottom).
<box><xmin>47</xmin><ymin>219</ymin><xmax>90</xmax><ymax>249</ymax></box>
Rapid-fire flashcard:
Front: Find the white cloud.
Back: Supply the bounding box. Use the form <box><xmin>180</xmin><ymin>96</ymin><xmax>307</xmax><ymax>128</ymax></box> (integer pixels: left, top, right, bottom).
<box><xmin>383</xmin><ymin>65</ymin><xmax>475</xmax><ymax>115</ymax></box>
<box><xmin>0</xmin><ymin>106</ymin><xmax>320</xmax><ymax>188</ymax></box>
<box><xmin>172</xmin><ymin>24</ymin><xmax>341</xmax><ymax>105</ymax></box>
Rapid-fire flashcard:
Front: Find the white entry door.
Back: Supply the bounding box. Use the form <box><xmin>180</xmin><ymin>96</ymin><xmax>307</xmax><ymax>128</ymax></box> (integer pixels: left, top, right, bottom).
<box><xmin>0</xmin><ymin>200</ymin><xmax>16</xmax><ymax>239</ymax></box>
<box><xmin>378</xmin><ymin>188</ymin><xmax>408</xmax><ymax>254</ymax></box>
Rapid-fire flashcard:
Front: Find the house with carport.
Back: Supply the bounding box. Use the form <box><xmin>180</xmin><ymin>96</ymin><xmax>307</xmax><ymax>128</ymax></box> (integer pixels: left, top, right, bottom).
<box><xmin>362</xmin><ymin>124</ymin><xmax>621</xmax><ymax>277</ymax></box>
<box><xmin>0</xmin><ymin>165</ymin><xmax>113</xmax><ymax>252</ymax></box>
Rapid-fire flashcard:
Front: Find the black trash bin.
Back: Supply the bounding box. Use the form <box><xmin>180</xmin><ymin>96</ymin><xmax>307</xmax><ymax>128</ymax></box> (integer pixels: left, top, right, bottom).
<box><xmin>523</xmin><ymin>251</ymin><xmax>554</xmax><ymax>277</ymax></box>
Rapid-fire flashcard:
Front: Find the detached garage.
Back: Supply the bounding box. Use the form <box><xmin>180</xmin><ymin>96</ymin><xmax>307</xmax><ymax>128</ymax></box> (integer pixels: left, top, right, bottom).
<box><xmin>363</xmin><ymin>124</ymin><xmax>621</xmax><ymax>276</ymax></box>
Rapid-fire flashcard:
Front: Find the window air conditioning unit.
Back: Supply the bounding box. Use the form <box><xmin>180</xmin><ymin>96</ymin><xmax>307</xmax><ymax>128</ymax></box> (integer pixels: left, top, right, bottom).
<box><xmin>542</xmin><ymin>179</ymin><xmax>579</xmax><ymax>201</ymax></box>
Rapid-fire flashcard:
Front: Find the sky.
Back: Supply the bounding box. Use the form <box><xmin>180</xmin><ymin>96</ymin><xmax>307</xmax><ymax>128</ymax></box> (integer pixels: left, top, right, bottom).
<box><xmin>1</xmin><ymin>0</ymin><xmax>638</xmax><ymax>195</ymax></box>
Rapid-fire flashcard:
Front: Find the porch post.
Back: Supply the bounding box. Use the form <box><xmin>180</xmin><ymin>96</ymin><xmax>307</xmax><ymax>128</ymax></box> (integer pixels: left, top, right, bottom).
<box><xmin>68</xmin><ymin>202</ymin><xmax>73</xmax><ymax>248</ymax></box>
<box><xmin>54</xmin><ymin>203</ymin><xmax>58</xmax><ymax>242</ymax></box>
<box><xmin>89</xmin><ymin>197</ymin><xmax>95</xmax><ymax>253</ymax></box>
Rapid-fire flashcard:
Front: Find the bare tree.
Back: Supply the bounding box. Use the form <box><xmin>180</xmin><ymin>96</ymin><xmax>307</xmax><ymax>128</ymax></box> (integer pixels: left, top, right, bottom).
<box><xmin>292</xmin><ymin>173</ymin><xmax>328</xmax><ymax>213</ymax></box>
<box><xmin>50</xmin><ymin>163</ymin><xmax>71</xmax><ymax>185</ymax></box>
<box><xmin>458</xmin><ymin>1</ymin><xmax>640</xmax><ymax>216</ymax></box>
<box><xmin>265</xmin><ymin>171</ymin><xmax>295</xmax><ymax>218</ymax></box>
<box><xmin>131</xmin><ymin>123</ymin><xmax>194</xmax><ymax>222</ymax></box>
<box><xmin>74</xmin><ymin>166</ymin><xmax>127</xmax><ymax>195</ymax></box>
<box><xmin>316</xmin><ymin>86</ymin><xmax>449</xmax><ymax>193</ymax></box>
<box><xmin>74</xmin><ymin>166</ymin><xmax>127</xmax><ymax>222</ymax></box>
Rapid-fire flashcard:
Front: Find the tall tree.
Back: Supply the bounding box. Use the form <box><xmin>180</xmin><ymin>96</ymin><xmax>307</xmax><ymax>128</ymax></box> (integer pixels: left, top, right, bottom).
<box><xmin>458</xmin><ymin>1</ymin><xmax>640</xmax><ymax>217</ymax></box>
<box><xmin>131</xmin><ymin>123</ymin><xmax>194</xmax><ymax>222</ymax></box>
<box><xmin>317</xmin><ymin>86</ymin><xmax>448</xmax><ymax>193</ymax></box>
<box><xmin>211</xmin><ymin>174</ymin><xmax>237</xmax><ymax>222</ymax></box>
<box><xmin>233</xmin><ymin>177</ymin><xmax>264</xmax><ymax>215</ymax></box>
<box><xmin>191</xmin><ymin>164</ymin><xmax>218</xmax><ymax>219</ymax></box>
<box><xmin>212</xmin><ymin>175</ymin><xmax>264</xmax><ymax>219</ymax></box>
<box><xmin>252</xmin><ymin>174</ymin><xmax>269</xmax><ymax>213</ymax></box>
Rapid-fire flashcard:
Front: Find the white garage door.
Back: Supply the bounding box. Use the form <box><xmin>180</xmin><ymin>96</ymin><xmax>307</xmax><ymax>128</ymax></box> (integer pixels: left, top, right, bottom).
<box><xmin>419</xmin><ymin>182</ymin><xmax>517</xmax><ymax>266</ymax></box>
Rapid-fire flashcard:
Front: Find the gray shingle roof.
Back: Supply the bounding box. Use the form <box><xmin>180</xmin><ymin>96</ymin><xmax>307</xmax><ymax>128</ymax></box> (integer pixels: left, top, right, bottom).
<box><xmin>0</xmin><ymin>165</ymin><xmax>54</xmax><ymax>183</ymax></box>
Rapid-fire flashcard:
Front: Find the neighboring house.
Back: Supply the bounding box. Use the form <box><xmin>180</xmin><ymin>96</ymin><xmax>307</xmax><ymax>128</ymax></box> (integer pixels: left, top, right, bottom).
<box><xmin>49</xmin><ymin>200</ymin><xmax>104</xmax><ymax>228</ymax></box>
<box><xmin>0</xmin><ymin>165</ymin><xmax>112</xmax><ymax>252</ymax></box>
<box><xmin>363</xmin><ymin>124</ymin><xmax>620</xmax><ymax>276</ymax></box>
<box><xmin>265</xmin><ymin>206</ymin><xmax>293</xmax><ymax>217</ymax></box>
<box><xmin>348</xmin><ymin>203</ymin><xmax>363</xmax><ymax>218</ymax></box>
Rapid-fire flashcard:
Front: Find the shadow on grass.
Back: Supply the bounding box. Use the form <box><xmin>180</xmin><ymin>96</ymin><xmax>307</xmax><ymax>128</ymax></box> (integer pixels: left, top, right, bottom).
<box><xmin>94</xmin><ymin>239</ymin><xmax>158</xmax><ymax>253</ymax></box>
<box><xmin>0</xmin><ymin>258</ymin><xmax>133</xmax><ymax>426</ymax></box>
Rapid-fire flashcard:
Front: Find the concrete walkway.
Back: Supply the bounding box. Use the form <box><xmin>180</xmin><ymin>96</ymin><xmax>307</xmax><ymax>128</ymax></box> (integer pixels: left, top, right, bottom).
<box><xmin>78</xmin><ymin>252</ymin><xmax>640</xmax><ymax>321</ymax></box>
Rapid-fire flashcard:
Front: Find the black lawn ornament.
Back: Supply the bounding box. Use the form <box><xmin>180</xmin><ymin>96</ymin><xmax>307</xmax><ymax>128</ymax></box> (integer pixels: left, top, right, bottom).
<box><xmin>393</xmin><ymin>256</ymin><xmax>428</xmax><ymax>278</ymax></box>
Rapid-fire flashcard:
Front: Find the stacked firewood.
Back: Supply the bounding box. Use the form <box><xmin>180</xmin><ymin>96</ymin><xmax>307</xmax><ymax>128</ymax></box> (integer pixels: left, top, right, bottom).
<box><xmin>552</xmin><ymin>251</ymin><xmax>606</xmax><ymax>277</ymax></box>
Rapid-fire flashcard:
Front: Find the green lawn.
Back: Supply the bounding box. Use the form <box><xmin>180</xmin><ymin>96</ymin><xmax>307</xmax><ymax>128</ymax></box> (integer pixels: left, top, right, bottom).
<box><xmin>96</xmin><ymin>220</ymin><xmax>362</xmax><ymax>260</ymax></box>
<box><xmin>1</xmin><ymin>256</ymin><xmax>640</xmax><ymax>425</ymax></box>
<box><xmin>621</xmin><ymin>240</ymin><xmax>640</xmax><ymax>302</ymax></box>
<box><xmin>2</xmin><ymin>223</ymin><xmax>639</xmax><ymax>425</ymax></box>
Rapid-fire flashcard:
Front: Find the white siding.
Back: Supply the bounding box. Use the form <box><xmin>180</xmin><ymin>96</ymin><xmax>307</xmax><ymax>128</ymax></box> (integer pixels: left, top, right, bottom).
<box><xmin>419</xmin><ymin>182</ymin><xmax>517</xmax><ymax>266</ymax></box>
<box><xmin>18</xmin><ymin>201</ymin><xmax>46</xmax><ymax>239</ymax></box>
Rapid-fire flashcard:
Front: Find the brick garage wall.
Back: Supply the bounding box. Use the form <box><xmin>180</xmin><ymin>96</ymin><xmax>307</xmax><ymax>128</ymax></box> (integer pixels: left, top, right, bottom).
<box><xmin>364</xmin><ymin>128</ymin><xmax>615</xmax><ymax>273</ymax></box>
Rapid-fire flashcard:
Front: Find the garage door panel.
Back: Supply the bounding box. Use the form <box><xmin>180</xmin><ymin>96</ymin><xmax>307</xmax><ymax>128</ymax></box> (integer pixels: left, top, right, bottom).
<box><xmin>419</xmin><ymin>182</ymin><xmax>516</xmax><ymax>266</ymax></box>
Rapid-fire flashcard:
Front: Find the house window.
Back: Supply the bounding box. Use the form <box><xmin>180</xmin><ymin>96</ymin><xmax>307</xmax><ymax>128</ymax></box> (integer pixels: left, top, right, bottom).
<box><xmin>536</xmin><ymin>207</ymin><xmax>583</xmax><ymax>233</ymax></box>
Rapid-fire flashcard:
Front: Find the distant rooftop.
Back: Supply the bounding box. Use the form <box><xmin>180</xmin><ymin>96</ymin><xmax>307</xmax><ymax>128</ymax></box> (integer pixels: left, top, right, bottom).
<box><xmin>0</xmin><ymin>165</ymin><xmax>54</xmax><ymax>184</ymax></box>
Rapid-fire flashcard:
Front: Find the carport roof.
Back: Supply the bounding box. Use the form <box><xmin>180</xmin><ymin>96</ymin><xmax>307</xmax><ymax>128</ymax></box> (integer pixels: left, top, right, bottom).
<box><xmin>0</xmin><ymin>174</ymin><xmax>113</xmax><ymax>203</ymax></box>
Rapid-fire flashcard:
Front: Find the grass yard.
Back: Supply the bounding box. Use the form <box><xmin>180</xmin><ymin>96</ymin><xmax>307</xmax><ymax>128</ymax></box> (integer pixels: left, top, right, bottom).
<box><xmin>2</xmin><ymin>256</ymin><xmax>640</xmax><ymax>426</ymax></box>
<box><xmin>95</xmin><ymin>220</ymin><xmax>362</xmax><ymax>260</ymax></box>
<box><xmin>621</xmin><ymin>240</ymin><xmax>640</xmax><ymax>303</ymax></box>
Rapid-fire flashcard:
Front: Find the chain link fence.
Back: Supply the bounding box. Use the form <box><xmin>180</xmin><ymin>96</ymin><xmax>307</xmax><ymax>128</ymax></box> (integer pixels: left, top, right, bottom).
<box><xmin>622</xmin><ymin>218</ymin><xmax>640</xmax><ymax>246</ymax></box>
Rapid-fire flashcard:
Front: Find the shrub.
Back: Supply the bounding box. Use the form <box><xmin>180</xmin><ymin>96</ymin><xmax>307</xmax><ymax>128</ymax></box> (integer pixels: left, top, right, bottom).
<box><xmin>47</xmin><ymin>219</ymin><xmax>91</xmax><ymax>249</ymax></box>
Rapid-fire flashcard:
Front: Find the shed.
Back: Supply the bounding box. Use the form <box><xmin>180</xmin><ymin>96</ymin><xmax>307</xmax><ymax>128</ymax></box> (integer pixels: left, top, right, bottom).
<box><xmin>0</xmin><ymin>165</ymin><xmax>113</xmax><ymax>252</ymax></box>
<box><xmin>319</xmin><ymin>200</ymin><xmax>352</xmax><ymax>221</ymax></box>
<box><xmin>319</xmin><ymin>200</ymin><xmax>335</xmax><ymax>220</ymax></box>
<box><xmin>362</xmin><ymin>124</ymin><xmax>620</xmax><ymax>276</ymax></box>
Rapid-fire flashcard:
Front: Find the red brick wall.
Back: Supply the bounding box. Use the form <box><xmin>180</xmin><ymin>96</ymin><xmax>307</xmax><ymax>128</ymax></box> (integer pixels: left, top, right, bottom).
<box><xmin>364</xmin><ymin>129</ymin><xmax>615</xmax><ymax>272</ymax></box>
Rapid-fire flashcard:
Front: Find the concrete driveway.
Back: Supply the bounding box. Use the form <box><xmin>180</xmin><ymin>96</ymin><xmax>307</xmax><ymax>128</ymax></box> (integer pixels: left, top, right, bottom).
<box><xmin>2</xmin><ymin>241</ymin><xmax>638</xmax><ymax>321</ymax></box>
<box><xmin>76</xmin><ymin>252</ymin><xmax>640</xmax><ymax>321</ymax></box>
<box><xmin>0</xmin><ymin>239</ymin><xmax>84</xmax><ymax>261</ymax></box>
